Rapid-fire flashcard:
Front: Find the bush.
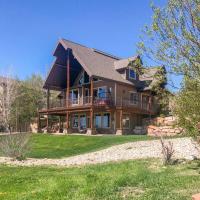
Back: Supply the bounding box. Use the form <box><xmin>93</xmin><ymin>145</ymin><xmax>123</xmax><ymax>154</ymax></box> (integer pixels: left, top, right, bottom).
<box><xmin>160</xmin><ymin>137</ymin><xmax>175</xmax><ymax>165</ymax></box>
<box><xmin>0</xmin><ymin>133</ymin><xmax>31</xmax><ymax>160</ymax></box>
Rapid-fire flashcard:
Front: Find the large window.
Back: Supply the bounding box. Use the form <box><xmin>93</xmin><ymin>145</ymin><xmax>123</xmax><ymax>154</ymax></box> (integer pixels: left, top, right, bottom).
<box><xmin>95</xmin><ymin>113</ymin><xmax>110</xmax><ymax>128</ymax></box>
<box><xmin>95</xmin><ymin>114</ymin><xmax>101</xmax><ymax>128</ymax></box>
<box><xmin>129</xmin><ymin>68</ymin><xmax>136</xmax><ymax>80</ymax></box>
<box><xmin>72</xmin><ymin>115</ymin><xmax>79</xmax><ymax>128</ymax></box>
<box><xmin>130</xmin><ymin>92</ymin><xmax>139</xmax><ymax>105</ymax></box>
<box><xmin>80</xmin><ymin>114</ymin><xmax>86</xmax><ymax>129</ymax></box>
<box><xmin>102</xmin><ymin>113</ymin><xmax>110</xmax><ymax>128</ymax></box>
<box><xmin>98</xmin><ymin>87</ymin><xmax>107</xmax><ymax>98</ymax></box>
<box><xmin>94</xmin><ymin>87</ymin><xmax>107</xmax><ymax>99</ymax></box>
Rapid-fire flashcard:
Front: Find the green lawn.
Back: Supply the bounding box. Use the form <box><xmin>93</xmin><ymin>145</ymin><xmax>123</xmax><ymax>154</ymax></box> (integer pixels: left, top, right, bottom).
<box><xmin>27</xmin><ymin>134</ymin><xmax>153</xmax><ymax>158</ymax></box>
<box><xmin>0</xmin><ymin>159</ymin><xmax>200</xmax><ymax>200</ymax></box>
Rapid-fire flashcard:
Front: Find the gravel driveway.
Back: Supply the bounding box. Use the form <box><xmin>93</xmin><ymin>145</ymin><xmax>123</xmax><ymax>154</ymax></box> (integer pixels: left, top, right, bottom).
<box><xmin>0</xmin><ymin>137</ymin><xmax>199</xmax><ymax>167</ymax></box>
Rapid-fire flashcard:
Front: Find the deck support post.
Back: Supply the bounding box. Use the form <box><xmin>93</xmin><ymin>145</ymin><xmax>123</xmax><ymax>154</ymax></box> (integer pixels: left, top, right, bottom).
<box><xmin>87</xmin><ymin>77</ymin><xmax>95</xmax><ymax>135</ymax></box>
<box><xmin>59</xmin><ymin>116</ymin><xmax>61</xmax><ymax>133</ymax></box>
<box><xmin>46</xmin><ymin>114</ymin><xmax>50</xmax><ymax>133</ymax></box>
<box><xmin>47</xmin><ymin>88</ymin><xmax>50</xmax><ymax>109</ymax></box>
<box><xmin>66</xmin><ymin>49</ymin><xmax>70</xmax><ymax>108</ymax></box>
<box><xmin>90</xmin><ymin>77</ymin><xmax>93</xmax><ymax>105</ymax></box>
<box><xmin>87</xmin><ymin>108</ymin><xmax>96</xmax><ymax>135</ymax></box>
<box><xmin>64</xmin><ymin>49</ymin><xmax>72</xmax><ymax>134</ymax></box>
<box><xmin>116</xmin><ymin>109</ymin><xmax>123</xmax><ymax>135</ymax></box>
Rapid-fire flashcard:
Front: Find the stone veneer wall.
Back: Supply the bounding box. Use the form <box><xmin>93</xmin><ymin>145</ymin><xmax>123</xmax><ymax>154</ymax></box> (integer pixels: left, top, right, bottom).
<box><xmin>143</xmin><ymin>116</ymin><xmax>183</xmax><ymax>137</ymax></box>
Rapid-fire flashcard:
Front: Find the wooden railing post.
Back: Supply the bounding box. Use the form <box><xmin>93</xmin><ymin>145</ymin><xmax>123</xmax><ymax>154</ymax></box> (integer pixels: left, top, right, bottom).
<box><xmin>90</xmin><ymin>108</ymin><xmax>94</xmax><ymax>129</ymax></box>
<box><xmin>47</xmin><ymin>88</ymin><xmax>50</xmax><ymax>109</ymax></box>
<box><xmin>66</xmin><ymin>112</ymin><xmax>69</xmax><ymax>129</ymax></box>
<box><xmin>90</xmin><ymin>78</ymin><xmax>94</xmax><ymax>105</ymax></box>
<box><xmin>66</xmin><ymin>49</ymin><xmax>70</xmax><ymax>130</ymax></box>
<box><xmin>66</xmin><ymin>49</ymin><xmax>70</xmax><ymax>108</ymax></box>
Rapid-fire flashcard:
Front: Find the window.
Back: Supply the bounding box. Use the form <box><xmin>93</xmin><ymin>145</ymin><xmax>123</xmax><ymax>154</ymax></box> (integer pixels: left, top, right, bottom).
<box><xmin>79</xmin><ymin>74</ymin><xmax>84</xmax><ymax>85</ymax></box>
<box><xmin>98</xmin><ymin>87</ymin><xmax>107</xmax><ymax>99</ymax></box>
<box><xmin>80</xmin><ymin>114</ymin><xmax>86</xmax><ymax>129</ymax></box>
<box><xmin>102</xmin><ymin>113</ymin><xmax>110</xmax><ymax>128</ymax></box>
<box><xmin>95</xmin><ymin>114</ymin><xmax>101</xmax><ymax>128</ymax></box>
<box><xmin>130</xmin><ymin>92</ymin><xmax>139</xmax><ymax>105</ymax></box>
<box><xmin>72</xmin><ymin>115</ymin><xmax>79</xmax><ymax>128</ymax></box>
<box><xmin>94</xmin><ymin>87</ymin><xmax>107</xmax><ymax>99</ymax></box>
<box><xmin>129</xmin><ymin>68</ymin><xmax>136</xmax><ymax>79</ymax></box>
<box><xmin>95</xmin><ymin>113</ymin><xmax>110</xmax><ymax>128</ymax></box>
<box><xmin>123</xmin><ymin>114</ymin><xmax>130</xmax><ymax>129</ymax></box>
<box><xmin>78</xmin><ymin>71</ymin><xmax>89</xmax><ymax>85</ymax></box>
<box><xmin>70</xmin><ymin>89</ymin><xmax>79</xmax><ymax>104</ymax></box>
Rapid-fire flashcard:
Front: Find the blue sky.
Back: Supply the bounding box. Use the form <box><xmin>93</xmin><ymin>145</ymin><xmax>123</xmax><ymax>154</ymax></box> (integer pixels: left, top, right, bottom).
<box><xmin>0</xmin><ymin>0</ymin><xmax>180</xmax><ymax>90</ymax></box>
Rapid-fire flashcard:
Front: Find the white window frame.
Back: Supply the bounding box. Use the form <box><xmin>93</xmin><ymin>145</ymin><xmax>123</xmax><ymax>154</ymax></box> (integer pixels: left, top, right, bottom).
<box><xmin>129</xmin><ymin>68</ymin><xmax>136</xmax><ymax>80</ymax></box>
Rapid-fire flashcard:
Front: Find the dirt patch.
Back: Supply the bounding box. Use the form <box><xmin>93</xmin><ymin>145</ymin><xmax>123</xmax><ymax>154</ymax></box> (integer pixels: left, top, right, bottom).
<box><xmin>118</xmin><ymin>186</ymin><xmax>145</xmax><ymax>199</ymax></box>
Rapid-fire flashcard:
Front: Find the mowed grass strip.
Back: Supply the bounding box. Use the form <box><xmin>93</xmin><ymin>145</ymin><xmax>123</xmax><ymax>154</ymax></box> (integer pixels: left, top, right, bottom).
<box><xmin>0</xmin><ymin>160</ymin><xmax>200</xmax><ymax>200</ymax></box>
<box><xmin>27</xmin><ymin>134</ymin><xmax>153</xmax><ymax>158</ymax></box>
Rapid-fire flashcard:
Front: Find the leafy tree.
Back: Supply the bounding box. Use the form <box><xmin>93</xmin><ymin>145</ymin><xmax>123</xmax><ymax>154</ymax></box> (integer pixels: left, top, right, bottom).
<box><xmin>11</xmin><ymin>74</ymin><xmax>46</xmax><ymax>131</ymax></box>
<box><xmin>173</xmin><ymin>78</ymin><xmax>200</xmax><ymax>135</ymax></box>
<box><xmin>137</xmin><ymin>0</ymin><xmax>200</xmax><ymax>79</ymax></box>
<box><xmin>0</xmin><ymin>75</ymin><xmax>18</xmax><ymax>133</ymax></box>
<box><xmin>137</xmin><ymin>0</ymin><xmax>200</xmax><ymax>135</ymax></box>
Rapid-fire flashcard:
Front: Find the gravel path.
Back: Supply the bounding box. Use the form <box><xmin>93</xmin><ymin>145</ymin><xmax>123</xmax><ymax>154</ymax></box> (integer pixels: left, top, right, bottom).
<box><xmin>0</xmin><ymin>137</ymin><xmax>199</xmax><ymax>167</ymax></box>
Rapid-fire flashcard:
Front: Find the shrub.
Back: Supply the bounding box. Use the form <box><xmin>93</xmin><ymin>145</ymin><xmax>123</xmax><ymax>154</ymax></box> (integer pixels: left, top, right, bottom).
<box><xmin>160</xmin><ymin>136</ymin><xmax>175</xmax><ymax>165</ymax></box>
<box><xmin>0</xmin><ymin>133</ymin><xmax>31</xmax><ymax>160</ymax></box>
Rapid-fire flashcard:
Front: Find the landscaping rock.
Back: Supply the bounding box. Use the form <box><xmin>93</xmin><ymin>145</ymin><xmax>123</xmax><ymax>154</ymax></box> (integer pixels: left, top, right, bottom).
<box><xmin>0</xmin><ymin>137</ymin><xmax>199</xmax><ymax>167</ymax></box>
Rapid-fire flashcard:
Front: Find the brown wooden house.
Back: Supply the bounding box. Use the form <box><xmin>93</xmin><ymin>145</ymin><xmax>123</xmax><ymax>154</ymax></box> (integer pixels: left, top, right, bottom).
<box><xmin>38</xmin><ymin>39</ymin><xmax>165</xmax><ymax>135</ymax></box>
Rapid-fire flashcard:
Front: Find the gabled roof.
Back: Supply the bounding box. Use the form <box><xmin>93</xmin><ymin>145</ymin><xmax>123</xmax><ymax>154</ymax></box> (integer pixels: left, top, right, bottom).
<box><xmin>58</xmin><ymin>39</ymin><xmax>133</xmax><ymax>85</ymax></box>
<box><xmin>44</xmin><ymin>39</ymin><xmax>166</xmax><ymax>91</ymax></box>
<box><xmin>114</xmin><ymin>56</ymin><xmax>139</xmax><ymax>70</ymax></box>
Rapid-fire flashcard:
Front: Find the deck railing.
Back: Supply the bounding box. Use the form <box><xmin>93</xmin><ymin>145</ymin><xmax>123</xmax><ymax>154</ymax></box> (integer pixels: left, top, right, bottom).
<box><xmin>47</xmin><ymin>96</ymin><xmax>157</xmax><ymax>113</ymax></box>
<box><xmin>48</xmin><ymin>95</ymin><xmax>113</xmax><ymax>109</ymax></box>
<box><xmin>116</xmin><ymin>97</ymin><xmax>158</xmax><ymax>113</ymax></box>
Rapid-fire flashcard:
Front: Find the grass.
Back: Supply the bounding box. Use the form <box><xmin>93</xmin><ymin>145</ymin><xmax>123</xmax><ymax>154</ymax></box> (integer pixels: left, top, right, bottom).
<box><xmin>25</xmin><ymin>134</ymin><xmax>154</xmax><ymax>158</ymax></box>
<box><xmin>0</xmin><ymin>159</ymin><xmax>200</xmax><ymax>200</ymax></box>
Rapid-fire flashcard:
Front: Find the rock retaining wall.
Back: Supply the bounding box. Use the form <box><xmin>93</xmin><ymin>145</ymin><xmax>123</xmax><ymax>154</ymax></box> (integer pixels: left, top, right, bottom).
<box><xmin>143</xmin><ymin>116</ymin><xmax>183</xmax><ymax>137</ymax></box>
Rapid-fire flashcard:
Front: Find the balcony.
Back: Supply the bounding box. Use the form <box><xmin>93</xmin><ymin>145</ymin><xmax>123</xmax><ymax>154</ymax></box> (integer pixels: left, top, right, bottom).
<box><xmin>42</xmin><ymin>93</ymin><xmax>157</xmax><ymax>114</ymax></box>
<box><xmin>47</xmin><ymin>95</ymin><xmax>113</xmax><ymax>110</ymax></box>
<box><xmin>116</xmin><ymin>97</ymin><xmax>158</xmax><ymax>113</ymax></box>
